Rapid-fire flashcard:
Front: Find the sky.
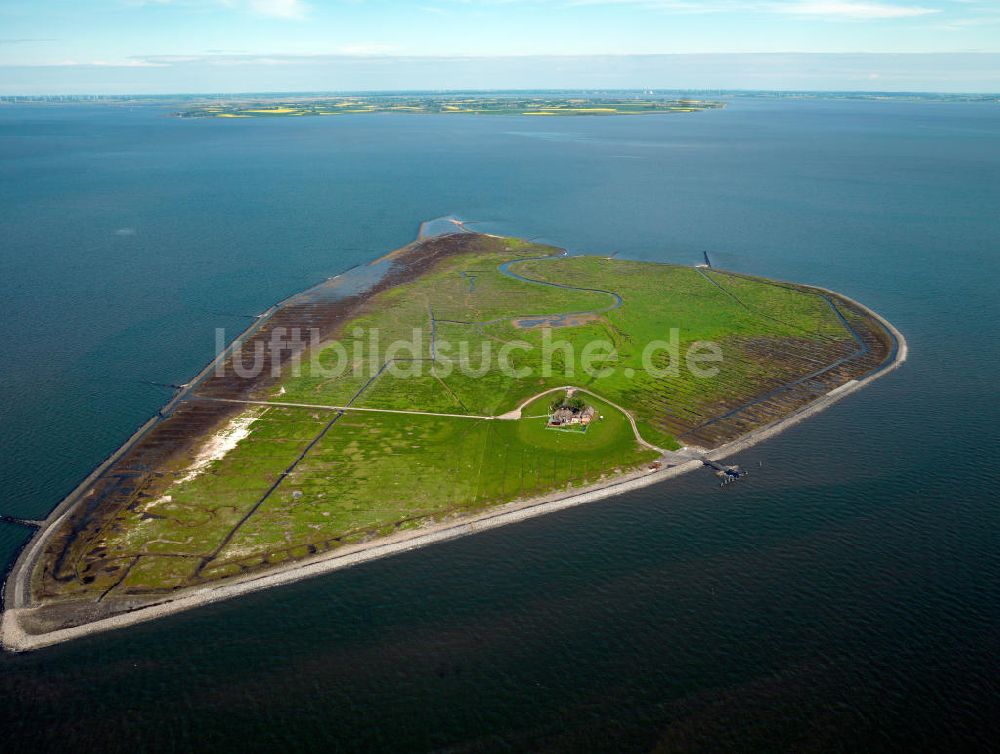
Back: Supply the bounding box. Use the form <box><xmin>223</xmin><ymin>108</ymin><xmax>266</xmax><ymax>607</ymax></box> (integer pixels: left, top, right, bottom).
<box><xmin>1</xmin><ymin>0</ymin><xmax>999</xmax><ymax>93</ymax></box>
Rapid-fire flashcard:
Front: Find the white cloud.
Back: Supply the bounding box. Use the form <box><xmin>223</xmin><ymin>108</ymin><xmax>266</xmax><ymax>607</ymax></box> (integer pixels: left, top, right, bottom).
<box><xmin>508</xmin><ymin>0</ymin><xmax>945</xmax><ymax>20</ymax></box>
<box><xmin>565</xmin><ymin>0</ymin><xmax>707</xmax><ymax>9</ymax></box>
<box><xmin>781</xmin><ymin>1</ymin><xmax>940</xmax><ymax>18</ymax></box>
<box><xmin>90</xmin><ymin>59</ymin><xmax>169</xmax><ymax>66</ymax></box>
<box><xmin>939</xmin><ymin>13</ymin><xmax>1000</xmax><ymax>28</ymax></box>
<box><xmin>337</xmin><ymin>43</ymin><xmax>397</xmax><ymax>54</ymax></box>
<box><xmin>117</xmin><ymin>0</ymin><xmax>946</xmax><ymax>23</ymax></box>
<box><xmin>248</xmin><ymin>0</ymin><xmax>310</xmax><ymax>19</ymax></box>
<box><xmin>503</xmin><ymin>0</ymin><xmax>948</xmax><ymax>23</ymax></box>
<box><xmin>126</xmin><ymin>0</ymin><xmax>311</xmax><ymax>19</ymax></box>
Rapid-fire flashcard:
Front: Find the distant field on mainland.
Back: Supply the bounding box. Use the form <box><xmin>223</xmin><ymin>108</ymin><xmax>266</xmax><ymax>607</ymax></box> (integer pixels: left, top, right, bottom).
<box><xmin>177</xmin><ymin>95</ymin><xmax>724</xmax><ymax>118</ymax></box>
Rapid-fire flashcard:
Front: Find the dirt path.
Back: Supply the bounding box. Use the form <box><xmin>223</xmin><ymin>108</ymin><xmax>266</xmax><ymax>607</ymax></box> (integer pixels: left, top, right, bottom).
<box><xmin>195</xmin><ymin>396</ymin><xmax>491</xmax><ymax>421</ymax></box>
<box><xmin>201</xmin><ymin>385</ymin><xmax>667</xmax><ymax>455</ymax></box>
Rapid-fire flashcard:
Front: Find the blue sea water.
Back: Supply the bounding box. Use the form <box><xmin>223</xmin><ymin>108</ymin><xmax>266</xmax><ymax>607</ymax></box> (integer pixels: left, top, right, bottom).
<box><xmin>0</xmin><ymin>99</ymin><xmax>998</xmax><ymax>752</ymax></box>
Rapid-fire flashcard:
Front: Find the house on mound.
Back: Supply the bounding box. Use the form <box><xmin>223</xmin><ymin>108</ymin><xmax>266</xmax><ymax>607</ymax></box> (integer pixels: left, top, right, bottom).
<box><xmin>548</xmin><ymin>393</ymin><xmax>597</xmax><ymax>428</ymax></box>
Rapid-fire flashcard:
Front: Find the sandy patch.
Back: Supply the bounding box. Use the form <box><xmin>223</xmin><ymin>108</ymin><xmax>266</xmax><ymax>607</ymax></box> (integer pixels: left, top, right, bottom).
<box><xmin>177</xmin><ymin>409</ymin><xmax>264</xmax><ymax>484</ymax></box>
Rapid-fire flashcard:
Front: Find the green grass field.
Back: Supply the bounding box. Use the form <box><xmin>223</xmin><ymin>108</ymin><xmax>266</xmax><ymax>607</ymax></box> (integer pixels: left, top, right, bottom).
<box><xmin>276</xmin><ymin>247</ymin><xmax>850</xmax><ymax>443</ymax></box>
<box><xmin>64</xmin><ymin>233</ymin><xmax>859</xmax><ymax>595</ymax></box>
<box><xmin>197</xmin><ymin>393</ymin><xmax>654</xmax><ymax>577</ymax></box>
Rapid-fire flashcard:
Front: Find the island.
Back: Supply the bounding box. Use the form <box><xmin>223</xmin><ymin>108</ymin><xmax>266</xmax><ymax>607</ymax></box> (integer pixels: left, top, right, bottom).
<box><xmin>176</xmin><ymin>94</ymin><xmax>724</xmax><ymax>118</ymax></box>
<box><xmin>1</xmin><ymin>223</ymin><xmax>906</xmax><ymax>650</ymax></box>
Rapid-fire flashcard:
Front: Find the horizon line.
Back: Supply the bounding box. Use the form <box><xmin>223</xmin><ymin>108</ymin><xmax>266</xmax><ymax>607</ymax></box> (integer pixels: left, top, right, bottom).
<box><xmin>2</xmin><ymin>87</ymin><xmax>998</xmax><ymax>98</ymax></box>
